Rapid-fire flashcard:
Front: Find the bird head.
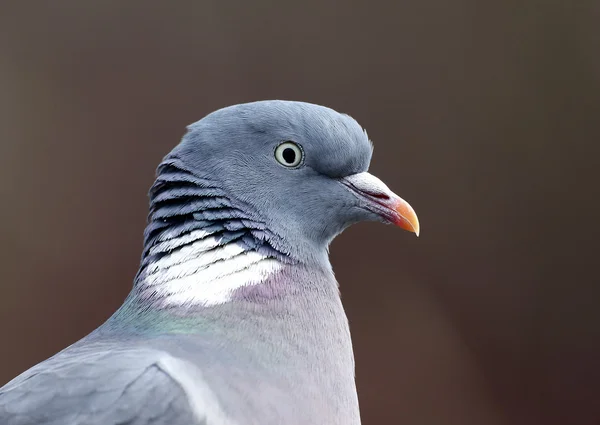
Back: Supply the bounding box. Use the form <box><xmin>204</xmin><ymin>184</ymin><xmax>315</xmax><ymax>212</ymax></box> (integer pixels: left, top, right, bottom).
<box><xmin>152</xmin><ymin>100</ymin><xmax>419</xmax><ymax>265</ymax></box>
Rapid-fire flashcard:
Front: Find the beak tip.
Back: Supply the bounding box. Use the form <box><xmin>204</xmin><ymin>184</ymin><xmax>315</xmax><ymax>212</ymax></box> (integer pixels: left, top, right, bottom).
<box><xmin>408</xmin><ymin>220</ymin><xmax>420</xmax><ymax>237</ymax></box>
<box><xmin>394</xmin><ymin>200</ymin><xmax>420</xmax><ymax>238</ymax></box>
<box><xmin>413</xmin><ymin>218</ymin><xmax>420</xmax><ymax>237</ymax></box>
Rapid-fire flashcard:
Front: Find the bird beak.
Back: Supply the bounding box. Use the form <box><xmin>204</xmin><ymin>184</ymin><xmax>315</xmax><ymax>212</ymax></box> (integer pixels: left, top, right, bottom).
<box><xmin>340</xmin><ymin>172</ymin><xmax>420</xmax><ymax>236</ymax></box>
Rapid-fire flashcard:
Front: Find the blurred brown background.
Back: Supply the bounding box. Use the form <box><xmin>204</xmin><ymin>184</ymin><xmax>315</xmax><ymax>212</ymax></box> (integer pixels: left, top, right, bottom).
<box><xmin>0</xmin><ymin>1</ymin><xmax>598</xmax><ymax>424</ymax></box>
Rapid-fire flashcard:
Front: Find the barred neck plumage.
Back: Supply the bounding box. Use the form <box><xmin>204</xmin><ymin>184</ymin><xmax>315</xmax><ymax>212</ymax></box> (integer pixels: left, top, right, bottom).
<box><xmin>133</xmin><ymin>156</ymin><xmax>293</xmax><ymax>307</ymax></box>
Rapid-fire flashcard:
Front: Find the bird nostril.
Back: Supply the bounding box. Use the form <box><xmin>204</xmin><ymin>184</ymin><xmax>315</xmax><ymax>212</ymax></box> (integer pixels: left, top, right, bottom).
<box><xmin>347</xmin><ymin>182</ymin><xmax>391</xmax><ymax>201</ymax></box>
<box><xmin>370</xmin><ymin>192</ymin><xmax>390</xmax><ymax>200</ymax></box>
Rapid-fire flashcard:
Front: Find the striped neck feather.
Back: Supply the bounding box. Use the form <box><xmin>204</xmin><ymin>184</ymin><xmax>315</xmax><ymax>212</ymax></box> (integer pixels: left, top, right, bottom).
<box><xmin>134</xmin><ymin>157</ymin><xmax>291</xmax><ymax>307</ymax></box>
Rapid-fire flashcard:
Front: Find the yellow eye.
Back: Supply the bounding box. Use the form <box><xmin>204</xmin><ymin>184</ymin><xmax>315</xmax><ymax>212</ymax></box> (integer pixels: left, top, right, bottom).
<box><xmin>274</xmin><ymin>142</ymin><xmax>304</xmax><ymax>168</ymax></box>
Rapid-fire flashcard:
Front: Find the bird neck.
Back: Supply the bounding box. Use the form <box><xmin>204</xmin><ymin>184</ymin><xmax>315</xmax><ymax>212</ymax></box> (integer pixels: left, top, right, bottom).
<box><xmin>134</xmin><ymin>226</ymin><xmax>292</xmax><ymax>308</ymax></box>
<box><xmin>131</xmin><ymin>156</ymin><xmax>321</xmax><ymax>309</ymax></box>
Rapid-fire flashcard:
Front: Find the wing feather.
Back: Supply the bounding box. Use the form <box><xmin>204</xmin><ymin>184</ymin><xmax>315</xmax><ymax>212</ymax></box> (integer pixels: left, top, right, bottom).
<box><xmin>0</xmin><ymin>344</ymin><xmax>201</xmax><ymax>425</ymax></box>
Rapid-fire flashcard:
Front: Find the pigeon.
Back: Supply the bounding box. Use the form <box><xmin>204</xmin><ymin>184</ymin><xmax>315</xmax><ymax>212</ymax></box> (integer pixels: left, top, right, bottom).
<box><xmin>0</xmin><ymin>100</ymin><xmax>419</xmax><ymax>425</ymax></box>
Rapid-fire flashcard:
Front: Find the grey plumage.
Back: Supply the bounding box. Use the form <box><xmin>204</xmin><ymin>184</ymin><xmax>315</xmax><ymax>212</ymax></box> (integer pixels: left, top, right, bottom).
<box><xmin>0</xmin><ymin>100</ymin><xmax>419</xmax><ymax>425</ymax></box>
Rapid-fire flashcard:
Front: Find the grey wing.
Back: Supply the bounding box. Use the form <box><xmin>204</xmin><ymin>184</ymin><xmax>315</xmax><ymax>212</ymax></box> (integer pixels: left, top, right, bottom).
<box><xmin>0</xmin><ymin>345</ymin><xmax>202</xmax><ymax>425</ymax></box>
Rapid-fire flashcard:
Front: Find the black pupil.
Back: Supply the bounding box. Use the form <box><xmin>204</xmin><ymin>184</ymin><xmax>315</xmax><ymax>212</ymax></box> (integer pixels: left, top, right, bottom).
<box><xmin>282</xmin><ymin>147</ymin><xmax>296</xmax><ymax>164</ymax></box>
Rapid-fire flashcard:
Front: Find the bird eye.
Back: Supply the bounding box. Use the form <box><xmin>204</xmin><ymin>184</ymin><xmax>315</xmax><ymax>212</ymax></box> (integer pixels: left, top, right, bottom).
<box><xmin>274</xmin><ymin>141</ymin><xmax>304</xmax><ymax>168</ymax></box>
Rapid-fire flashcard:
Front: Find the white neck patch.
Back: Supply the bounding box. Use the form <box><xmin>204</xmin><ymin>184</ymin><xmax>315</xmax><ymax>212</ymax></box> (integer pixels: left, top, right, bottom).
<box><xmin>139</xmin><ymin>230</ymin><xmax>282</xmax><ymax>307</ymax></box>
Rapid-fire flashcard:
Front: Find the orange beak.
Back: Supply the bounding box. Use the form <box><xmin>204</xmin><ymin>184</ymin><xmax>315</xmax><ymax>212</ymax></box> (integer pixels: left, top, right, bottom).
<box><xmin>390</xmin><ymin>195</ymin><xmax>420</xmax><ymax>236</ymax></box>
<box><xmin>341</xmin><ymin>172</ymin><xmax>420</xmax><ymax>237</ymax></box>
